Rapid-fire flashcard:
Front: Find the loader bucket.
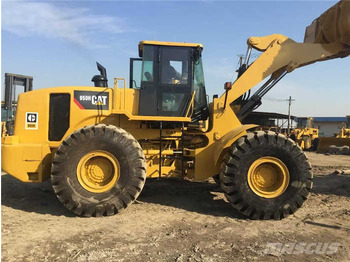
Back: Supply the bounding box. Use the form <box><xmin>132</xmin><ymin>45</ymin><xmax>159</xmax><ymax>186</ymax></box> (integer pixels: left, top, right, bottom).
<box><xmin>316</xmin><ymin>137</ymin><xmax>350</xmax><ymax>153</ymax></box>
<box><xmin>304</xmin><ymin>0</ymin><xmax>350</xmax><ymax>45</ymax></box>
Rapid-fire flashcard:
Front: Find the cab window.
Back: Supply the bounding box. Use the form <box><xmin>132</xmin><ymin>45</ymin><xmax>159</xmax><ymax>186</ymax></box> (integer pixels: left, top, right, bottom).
<box><xmin>130</xmin><ymin>58</ymin><xmax>142</xmax><ymax>89</ymax></box>
<box><xmin>141</xmin><ymin>45</ymin><xmax>155</xmax><ymax>82</ymax></box>
<box><xmin>160</xmin><ymin>47</ymin><xmax>189</xmax><ymax>85</ymax></box>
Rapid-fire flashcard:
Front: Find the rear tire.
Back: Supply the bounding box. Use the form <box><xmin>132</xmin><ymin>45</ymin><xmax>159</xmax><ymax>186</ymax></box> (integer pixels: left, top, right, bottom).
<box><xmin>220</xmin><ymin>131</ymin><xmax>313</xmax><ymax>220</ymax></box>
<box><xmin>51</xmin><ymin>124</ymin><xmax>146</xmax><ymax>217</ymax></box>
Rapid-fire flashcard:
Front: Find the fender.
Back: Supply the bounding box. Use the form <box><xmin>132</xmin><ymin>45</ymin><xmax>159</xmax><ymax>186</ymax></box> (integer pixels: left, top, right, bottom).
<box><xmin>213</xmin><ymin>124</ymin><xmax>258</xmax><ymax>167</ymax></box>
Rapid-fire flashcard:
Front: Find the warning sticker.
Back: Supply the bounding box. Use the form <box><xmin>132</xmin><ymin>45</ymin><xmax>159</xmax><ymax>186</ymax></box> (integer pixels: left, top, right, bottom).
<box><xmin>74</xmin><ymin>91</ymin><xmax>109</xmax><ymax>110</ymax></box>
<box><xmin>25</xmin><ymin>112</ymin><xmax>38</xmax><ymax>130</ymax></box>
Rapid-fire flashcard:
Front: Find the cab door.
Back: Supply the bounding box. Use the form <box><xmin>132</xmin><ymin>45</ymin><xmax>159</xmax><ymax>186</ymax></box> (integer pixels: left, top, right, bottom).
<box><xmin>138</xmin><ymin>46</ymin><xmax>158</xmax><ymax>116</ymax></box>
<box><xmin>158</xmin><ymin>46</ymin><xmax>192</xmax><ymax>117</ymax></box>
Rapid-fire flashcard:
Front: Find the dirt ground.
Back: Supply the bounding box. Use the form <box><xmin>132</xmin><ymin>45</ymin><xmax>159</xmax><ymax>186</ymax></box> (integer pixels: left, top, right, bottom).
<box><xmin>1</xmin><ymin>152</ymin><xmax>350</xmax><ymax>262</ymax></box>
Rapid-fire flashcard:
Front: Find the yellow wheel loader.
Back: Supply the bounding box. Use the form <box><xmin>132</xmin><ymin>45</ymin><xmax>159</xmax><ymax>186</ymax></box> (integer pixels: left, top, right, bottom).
<box><xmin>289</xmin><ymin>117</ymin><xmax>319</xmax><ymax>150</ymax></box>
<box><xmin>2</xmin><ymin>1</ymin><xmax>349</xmax><ymax>219</ymax></box>
<box><xmin>317</xmin><ymin>127</ymin><xmax>350</xmax><ymax>153</ymax></box>
<box><xmin>336</xmin><ymin>127</ymin><xmax>350</xmax><ymax>138</ymax></box>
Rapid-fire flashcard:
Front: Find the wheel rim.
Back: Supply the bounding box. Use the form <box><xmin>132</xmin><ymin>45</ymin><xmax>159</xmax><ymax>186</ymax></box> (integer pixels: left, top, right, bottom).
<box><xmin>77</xmin><ymin>150</ymin><xmax>120</xmax><ymax>193</ymax></box>
<box><xmin>247</xmin><ymin>156</ymin><xmax>290</xmax><ymax>198</ymax></box>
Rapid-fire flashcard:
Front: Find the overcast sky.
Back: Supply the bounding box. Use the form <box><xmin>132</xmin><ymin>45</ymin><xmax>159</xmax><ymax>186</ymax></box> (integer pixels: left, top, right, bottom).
<box><xmin>2</xmin><ymin>0</ymin><xmax>349</xmax><ymax>117</ymax></box>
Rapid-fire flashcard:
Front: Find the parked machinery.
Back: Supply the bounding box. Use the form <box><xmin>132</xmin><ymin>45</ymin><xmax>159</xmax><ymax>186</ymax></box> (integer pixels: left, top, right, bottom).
<box><xmin>290</xmin><ymin>117</ymin><xmax>319</xmax><ymax>150</ymax></box>
<box><xmin>336</xmin><ymin>127</ymin><xmax>350</xmax><ymax>138</ymax></box>
<box><xmin>1</xmin><ymin>73</ymin><xmax>33</xmax><ymax>137</ymax></box>
<box><xmin>2</xmin><ymin>1</ymin><xmax>350</xmax><ymax>218</ymax></box>
<box><xmin>317</xmin><ymin>127</ymin><xmax>350</xmax><ymax>153</ymax></box>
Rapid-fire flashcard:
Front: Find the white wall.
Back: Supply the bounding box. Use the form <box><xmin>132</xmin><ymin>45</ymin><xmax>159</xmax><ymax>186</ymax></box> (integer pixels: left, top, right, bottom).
<box><xmin>315</xmin><ymin>122</ymin><xmax>347</xmax><ymax>137</ymax></box>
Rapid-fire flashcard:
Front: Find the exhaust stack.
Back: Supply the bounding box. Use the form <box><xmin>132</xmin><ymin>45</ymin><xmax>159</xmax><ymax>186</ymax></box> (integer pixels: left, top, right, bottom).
<box><xmin>92</xmin><ymin>62</ymin><xmax>108</xmax><ymax>87</ymax></box>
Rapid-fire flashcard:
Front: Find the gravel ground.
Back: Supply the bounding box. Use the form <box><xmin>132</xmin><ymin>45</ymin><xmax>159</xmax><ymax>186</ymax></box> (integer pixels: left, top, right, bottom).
<box><xmin>1</xmin><ymin>152</ymin><xmax>350</xmax><ymax>262</ymax></box>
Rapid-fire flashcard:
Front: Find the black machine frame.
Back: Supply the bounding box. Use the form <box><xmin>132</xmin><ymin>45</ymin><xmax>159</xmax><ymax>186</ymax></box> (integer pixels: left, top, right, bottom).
<box><xmin>2</xmin><ymin>73</ymin><xmax>33</xmax><ymax>134</ymax></box>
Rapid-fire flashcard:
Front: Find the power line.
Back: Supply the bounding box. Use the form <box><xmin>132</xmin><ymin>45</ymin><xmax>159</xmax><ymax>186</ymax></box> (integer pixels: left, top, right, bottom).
<box><xmin>263</xmin><ymin>96</ymin><xmax>296</xmax><ymax>132</ymax></box>
<box><xmin>263</xmin><ymin>96</ymin><xmax>293</xmax><ymax>102</ymax></box>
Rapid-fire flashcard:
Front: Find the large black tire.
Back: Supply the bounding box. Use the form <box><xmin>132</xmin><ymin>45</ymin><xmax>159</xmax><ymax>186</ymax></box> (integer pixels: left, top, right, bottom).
<box><xmin>311</xmin><ymin>138</ymin><xmax>319</xmax><ymax>151</ymax></box>
<box><xmin>289</xmin><ymin>133</ymin><xmax>296</xmax><ymax>142</ymax></box>
<box><xmin>220</xmin><ymin>131</ymin><xmax>313</xmax><ymax>220</ymax></box>
<box><xmin>212</xmin><ymin>174</ymin><xmax>220</xmax><ymax>185</ymax></box>
<box><xmin>51</xmin><ymin>124</ymin><xmax>146</xmax><ymax>217</ymax></box>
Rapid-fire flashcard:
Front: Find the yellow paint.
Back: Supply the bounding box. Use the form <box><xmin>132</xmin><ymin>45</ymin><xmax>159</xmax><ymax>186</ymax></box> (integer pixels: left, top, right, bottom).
<box><xmin>289</xmin><ymin>117</ymin><xmax>319</xmax><ymax>150</ymax></box>
<box><xmin>1</xmin><ymin>122</ymin><xmax>7</xmax><ymax>137</ymax></box>
<box><xmin>139</xmin><ymin>40</ymin><xmax>203</xmax><ymax>48</ymax></box>
<box><xmin>317</xmin><ymin>137</ymin><xmax>350</xmax><ymax>153</ymax></box>
<box><xmin>316</xmin><ymin>127</ymin><xmax>350</xmax><ymax>153</ymax></box>
<box><xmin>336</xmin><ymin>127</ymin><xmax>350</xmax><ymax>138</ymax></box>
<box><xmin>191</xmin><ymin>99</ymin><xmax>250</xmax><ymax>181</ymax></box>
<box><xmin>77</xmin><ymin>150</ymin><xmax>120</xmax><ymax>193</ymax></box>
<box><xmin>220</xmin><ymin>35</ymin><xmax>348</xmax><ymax>105</ymax></box>
<box><xmin>2</xmin><ymin>135</ymin><xmax>19</xmax><ymax>144</ymax></box>
<box><xmin>145</xmin><ymin>154</ymin><xmax>180</xmax><ymax>178</ymax></box>
<box><xmin>247</xmin><ymin>157</ymin><xmax>290</xmax><ymax>198</ymax></box>
<box><xmin>139</xmin><ymin>40</ymin><xmax>203</xmax><ymax>57</ymax></box>
<box><xmin>185</xmin><ymin>91</ymin><xmax>196</xmax><ymax>118</ymax></box>
<box><xmin>2</xmin><ymin>1</ymin><xmax>349</xmax><ymax>184</ymax></box>
<box><xmin>1</xmin><ymin>142</ymin><xmax>52</xmax><ymax>182</ymax></box>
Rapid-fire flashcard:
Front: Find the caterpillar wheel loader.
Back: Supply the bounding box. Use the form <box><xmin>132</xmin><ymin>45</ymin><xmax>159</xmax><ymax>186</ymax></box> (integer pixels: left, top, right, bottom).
<box><xmin>2</xmin><ymin>1</ymin><xmax>349</xmax><ymax>219</ymax></box>
<box><xmin>336</xmin><ymin>127</ymin><xmax>350</xmax><ymax>138</ymax></box>
<box><xmin>289</xmin><ymin>117</ymin><xmax>319</xmax><ymax>150</ymax></box>
<box><xmin>317</xmin><ymin>127</ymin><xmax>350</xmax><ymax>153</ymax></box>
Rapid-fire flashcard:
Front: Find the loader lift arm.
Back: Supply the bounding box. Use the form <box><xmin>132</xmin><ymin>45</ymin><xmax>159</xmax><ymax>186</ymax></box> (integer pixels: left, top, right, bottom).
<box><xmin>226</xmin><ymin>0</ymin><xmax>350</xmax><ymax>120</ymax></box>
<box><xmin>194</xmin><ymin>0</ymin><xmax>349</xmax><ymax>182</ymax></box>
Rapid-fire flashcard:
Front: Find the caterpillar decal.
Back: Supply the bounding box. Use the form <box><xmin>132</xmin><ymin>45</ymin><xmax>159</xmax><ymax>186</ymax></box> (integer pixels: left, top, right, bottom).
<box><xmin>25</xmin><ymin>112</ymin><xmax>38</xmax><ymax>130</ymax></box>
<box><xmin>74</xmin><ymin>91</ymin><xmax>109</xmax><ymax>110</ymax></box>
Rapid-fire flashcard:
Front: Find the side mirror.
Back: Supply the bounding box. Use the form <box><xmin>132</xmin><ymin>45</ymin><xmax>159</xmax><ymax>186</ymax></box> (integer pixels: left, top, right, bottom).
<box><xmin>223</xmin><ymin>82</ymin><xmax>232</xmax><ymax>109</ymax></box>
<box><xmin>193</xmin><ymin>47</ymin><xmax>202</xmax><ymax>61</ymax></box>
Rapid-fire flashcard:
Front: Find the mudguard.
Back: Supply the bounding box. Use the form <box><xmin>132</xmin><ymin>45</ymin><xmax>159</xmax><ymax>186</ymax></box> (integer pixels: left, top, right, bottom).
<box><xmin>213</xmin><ymin>124</ymin><xmax>258</xmax><ymax>167</ymax></box>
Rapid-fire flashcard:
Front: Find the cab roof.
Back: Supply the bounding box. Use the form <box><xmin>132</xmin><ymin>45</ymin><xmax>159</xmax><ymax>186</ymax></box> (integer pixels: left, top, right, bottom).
<box><xmin>138</xmin><ymin>40</ymin><xmax>203</xmax><ymax>57</ymax></box>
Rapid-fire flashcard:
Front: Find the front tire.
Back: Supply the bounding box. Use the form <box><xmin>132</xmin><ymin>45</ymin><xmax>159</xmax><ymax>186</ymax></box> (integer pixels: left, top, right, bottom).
<box><xmin>212</xmin><ymin>174</ymin><xmax>220</xmax><ymax>185</ymax></box>
<box><xmin>311</xmin><ymin>138</ymin><xmax>319</xmax><ymax>151</ymax></box>
<box><xmin>302</xmin><ymin>136</ymin><xmax>312</xmax><ymax>151</ymax></box>
<box><xmin>51</xmin><ymin>125</ymin><xmax>146</xmax><ymax>217</ymax></box>
<box><xmin>220</xmin><ymin>131</ymin><xmax>312</xmax><ymax>220</ymax></box>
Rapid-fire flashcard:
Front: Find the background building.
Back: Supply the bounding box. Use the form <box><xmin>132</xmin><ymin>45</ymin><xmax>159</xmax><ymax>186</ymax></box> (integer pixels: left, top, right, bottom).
<box><xmin>313</xmin><ymin>117</ymin><xmax>349</xmax><ymax>137</ymax></box>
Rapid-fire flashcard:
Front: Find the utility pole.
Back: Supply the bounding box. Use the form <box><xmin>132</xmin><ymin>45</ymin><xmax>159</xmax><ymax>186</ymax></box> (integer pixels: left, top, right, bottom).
<box><xmin>263</xmin><ymin>95</ymin><xmax>295</xmax><ymax>132</ymax></box>
<box><xmin>287</xmin><ymin>96</ymin><xmax>295</xmax><ymax>133</ymax></box>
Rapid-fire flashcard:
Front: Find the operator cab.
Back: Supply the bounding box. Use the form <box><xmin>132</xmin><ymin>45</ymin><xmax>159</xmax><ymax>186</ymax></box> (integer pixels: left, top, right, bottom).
<box><xmin>130</xmin><ymin>41</ymin><xmax>209</xmax><ymax>122</ymax></box>
<box><xmin>296</xmin><ymin>117</ymin><xmax>314</xmax><ymax>128</ymax></box>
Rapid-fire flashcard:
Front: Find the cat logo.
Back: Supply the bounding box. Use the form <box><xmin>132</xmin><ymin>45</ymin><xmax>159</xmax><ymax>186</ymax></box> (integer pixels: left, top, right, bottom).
<box><xmin>91</xmin><ymin>95</ymin><xmax>108</xmax><ymax>106</ymax></box>
<box><xmin>74</xmin><ymin>91</ymin><xmax>109</xmax><ymax>110</ymax></box>
<box><xmin>25</xmin><ymin>112</ymin><xmax>38</xmax><ymax>130</ymax></box>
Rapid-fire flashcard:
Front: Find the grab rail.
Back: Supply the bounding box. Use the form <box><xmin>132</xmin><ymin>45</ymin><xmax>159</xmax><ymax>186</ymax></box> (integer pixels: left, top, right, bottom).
<box><xmin>113</xmin><ymin>77</ymin><xmax>127</xmax><ymax>111</ymax></box>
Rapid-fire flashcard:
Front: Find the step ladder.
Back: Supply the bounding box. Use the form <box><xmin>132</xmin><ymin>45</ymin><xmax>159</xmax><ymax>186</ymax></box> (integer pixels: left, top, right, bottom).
<box><xmin>158</xmin><ymin>122</ymin><xmax>185</xmax><ymax>179</ymax></box>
